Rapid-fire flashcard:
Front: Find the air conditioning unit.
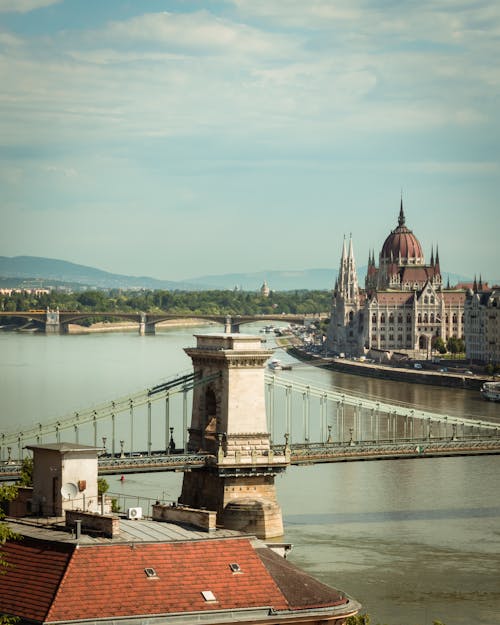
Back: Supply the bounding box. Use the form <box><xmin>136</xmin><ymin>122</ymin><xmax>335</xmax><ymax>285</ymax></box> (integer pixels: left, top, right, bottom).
<box><xmin>127</xmin><ymin>507</ymin><xmax>143</xmax><ymax>520</ymax></box>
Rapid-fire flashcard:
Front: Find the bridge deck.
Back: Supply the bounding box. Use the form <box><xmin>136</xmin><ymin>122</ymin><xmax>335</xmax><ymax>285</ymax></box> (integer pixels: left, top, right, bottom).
<box><xmin>2</xmin><ymin>438</ymin><xmax>499</xmax><ymax>481</ymax></box>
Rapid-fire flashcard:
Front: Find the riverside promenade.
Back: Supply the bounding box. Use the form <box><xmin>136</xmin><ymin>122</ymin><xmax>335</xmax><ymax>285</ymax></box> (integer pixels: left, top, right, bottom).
<box><xmin>287</xmin><ymin>346</ymin><xmax>488</xmax><ymax>391</ymax></box>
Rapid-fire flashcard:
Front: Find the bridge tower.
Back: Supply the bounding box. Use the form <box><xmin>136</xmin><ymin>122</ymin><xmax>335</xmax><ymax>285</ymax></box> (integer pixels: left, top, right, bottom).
<box><xmin>179</xmin><ymin>333</ymin><xmax>289</xmax><ymax>538</ymax></box>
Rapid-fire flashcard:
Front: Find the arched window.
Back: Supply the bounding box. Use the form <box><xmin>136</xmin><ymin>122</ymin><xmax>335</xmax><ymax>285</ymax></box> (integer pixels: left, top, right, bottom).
<box><xmin>423</xmin><ymin>313</ymin><xmax>428</xmax><ymax>323</ymax></box>
<box><xmin>418</xmin><ymin>314</ymin><xmax>422</xmax><ymax>323</ymax></box>
<box><xmin>398</xmin><ymin>315</ymin><xmax>403</xmax><ymax>324</ymax></box>
<box><xmin>372</xmin><ymin>314</ymin><xmax>377</xmax><ymax>324</ymax></box>
<box><xmin>407</xmin><ymin>314</ymin><xmax>411</xmax><ymax>323</ymax></box>
<box><xmin>424</xmin><ymin>296</ymin><xmax>429</xmax><ymax>304</ymax></box>
<box><xmin>389</xmin><ymin>313</ymin><xmax>394</xmax><ymax>324</ymax></box>
<box><xmin>381</xmin><ymin>314</ymin><xmax>386</xmax><ymax>324</ymax></box>
<box><xmin>430</xmin><ymin>313</ymin><xmax>435</xmax><ymax>323</ymax></box>
<box><xmin>452</xmin><ymin>313</ymin><xmax>458</xmax><ymax>324</ymax></box>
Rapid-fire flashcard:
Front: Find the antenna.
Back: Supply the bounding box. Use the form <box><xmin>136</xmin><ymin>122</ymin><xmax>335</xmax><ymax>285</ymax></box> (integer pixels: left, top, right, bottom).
<box><xmin>61</xmin><ymin>482</ymin><xmax>78</xmax><ymax>500</ymax></box>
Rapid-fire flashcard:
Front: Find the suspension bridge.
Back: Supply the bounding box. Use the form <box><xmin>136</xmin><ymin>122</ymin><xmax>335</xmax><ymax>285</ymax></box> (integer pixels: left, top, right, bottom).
<box><xmin>1</xmin><ymin>367</ymin><xmax>499</xmax><ymax>482</ymax></box>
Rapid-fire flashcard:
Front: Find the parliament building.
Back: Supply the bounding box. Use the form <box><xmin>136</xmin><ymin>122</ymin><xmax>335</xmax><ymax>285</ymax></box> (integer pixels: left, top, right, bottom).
<box><xmin>327</xmin><ymin>201</ymin><xmax>466</xmax><ymax>359</ymax></box>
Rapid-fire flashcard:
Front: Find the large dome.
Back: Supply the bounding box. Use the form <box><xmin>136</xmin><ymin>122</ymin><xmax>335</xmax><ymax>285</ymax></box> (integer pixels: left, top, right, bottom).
<box><xmin>380</xmin><ymin>202</ymin><xmax>424</xmax><ymax>264</ymax></box>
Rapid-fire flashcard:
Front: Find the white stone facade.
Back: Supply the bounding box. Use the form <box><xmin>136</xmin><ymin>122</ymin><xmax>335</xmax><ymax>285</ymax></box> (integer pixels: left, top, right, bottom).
<box><xmin>327</xmin><ymin>205</ymin><xmax>466</xmax><ymax>357</ymax></box>
<box><xmin>464</xmin><ymin>290</ymin><xmax>500</xmax><ymax>364</ymax></box>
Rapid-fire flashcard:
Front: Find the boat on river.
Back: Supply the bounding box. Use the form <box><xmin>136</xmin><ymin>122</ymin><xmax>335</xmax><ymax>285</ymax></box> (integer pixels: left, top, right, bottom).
<box><xmin>268</xmin><ymin>359</ymin><xmax>283</xmax><ymax>370</ymax></box>
<box><xmin>480</xmin><ymin>381</ymin><xmax>500</xmax><ymax>402</ymax></box>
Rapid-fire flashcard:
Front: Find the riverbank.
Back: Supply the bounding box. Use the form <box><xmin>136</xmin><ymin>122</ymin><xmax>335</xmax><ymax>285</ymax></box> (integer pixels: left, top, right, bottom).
<box><xmin>286</xmin><ymin>345</ymin><xmax>488</xmax><ymax>390</ymax></box>
<box><xmin>66</xmin><ymin>318</ymin><xmax>214</xmax><ymax>333</ymax></box>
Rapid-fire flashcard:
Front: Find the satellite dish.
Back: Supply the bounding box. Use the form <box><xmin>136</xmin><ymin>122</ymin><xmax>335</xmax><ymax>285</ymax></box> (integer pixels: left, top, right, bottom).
<box><xmin>61</xmin><ymin>482</ymin><xmax>78</xmax><ymax>500</ymax></box>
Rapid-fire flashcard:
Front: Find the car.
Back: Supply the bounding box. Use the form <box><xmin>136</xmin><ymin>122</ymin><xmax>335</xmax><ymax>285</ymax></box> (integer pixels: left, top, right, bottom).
<box><xmin>414</xmin><ymin>363</ymin><xmax>423</xmax><ymax>369</ymax></box>
<box><xmin>465</xmin><ymin>370</ymin><xmax>473</xmax><ymax>375</ymax></box>
<box><xmin>439</xmin><ymin>367</ymin><xmax>448</xmax><ymax>372</ymax></box>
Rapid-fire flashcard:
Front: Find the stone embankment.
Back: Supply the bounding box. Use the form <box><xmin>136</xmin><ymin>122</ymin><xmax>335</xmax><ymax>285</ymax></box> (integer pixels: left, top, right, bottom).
<box><xmin>66</xmin><ymin>319</ymin><xmax>212</xmax><ymax>334</ymax></box>
<box><xmin>287</xmin><ymin>346</ymin><xmax>487</xmax><ymax>390</ymax></box>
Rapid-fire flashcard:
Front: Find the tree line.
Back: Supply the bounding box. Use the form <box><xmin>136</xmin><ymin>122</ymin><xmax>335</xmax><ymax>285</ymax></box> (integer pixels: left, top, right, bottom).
<box><xmin>0</xmin><ymin>289</ymin><xmax>332</xmax><ymax>318</ymax></box>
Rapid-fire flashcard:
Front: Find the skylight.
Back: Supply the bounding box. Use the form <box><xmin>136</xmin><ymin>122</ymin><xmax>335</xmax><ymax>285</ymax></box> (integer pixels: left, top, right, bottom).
<box><xmin>201</xmin><ymin>590</ymin><xmax>216</xmax><ymax>602</ymax></box>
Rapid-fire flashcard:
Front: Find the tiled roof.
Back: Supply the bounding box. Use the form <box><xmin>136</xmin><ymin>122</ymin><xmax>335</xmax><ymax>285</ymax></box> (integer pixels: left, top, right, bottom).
<box><xmin>370</xmin><ymin>292</ymin><xmax>414</xmax><ymax>305</ymax></box>
<box><xmin>2</xmin><ymin>536</ymin><xmax>301</xmax><ymax>622</ymax></box>
<box><xmin>256</xmin><ymin>546</ymin><xmax>346</xmax><ymax>610</ymax></box>
<box><xmin>0</xmin><ymin>537</ymin><xmax>74</xmax><ymax>622</ymax></box>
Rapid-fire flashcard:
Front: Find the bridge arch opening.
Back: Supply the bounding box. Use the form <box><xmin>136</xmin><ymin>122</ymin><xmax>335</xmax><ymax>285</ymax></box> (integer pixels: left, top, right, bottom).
<box><xmin>202</xmin><ymin>387</ymin><xmax>218</xmax><ymax>450</ymax></box>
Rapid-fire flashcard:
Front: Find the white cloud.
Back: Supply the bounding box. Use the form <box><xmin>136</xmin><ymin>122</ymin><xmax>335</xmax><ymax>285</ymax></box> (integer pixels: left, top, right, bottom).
<box><xmin>0</xmin><ymin>0</ymin><xmax>62</xmax><ymax>13</ymax></box>
<box><xmin>101</xmin><ymin>10</ymin><xmax>295</xmax><ymax>57</ymax></box>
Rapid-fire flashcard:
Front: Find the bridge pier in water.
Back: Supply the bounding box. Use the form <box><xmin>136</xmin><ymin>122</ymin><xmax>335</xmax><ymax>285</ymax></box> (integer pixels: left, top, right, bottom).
<box><xmin>139</xmin><ymin>313</ymin><xmax>156</xmax><ymax>335</ymax></box>
<box><xmin>180</xmin><ymin>333</ymin><xmax>289</xmax><ymax>538</ymax></box>
<box><xmin>44</xmin><ymin>308</ymin><xmax>61</xmax><ymax>334</ymax></box>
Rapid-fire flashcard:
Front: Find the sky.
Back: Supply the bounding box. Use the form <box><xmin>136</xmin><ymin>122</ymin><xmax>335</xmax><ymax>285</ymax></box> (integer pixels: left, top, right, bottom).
<box><xmin>0</xmin><ymin>0</ymin><xmax>499</xmax><ymax>282</ymax></box>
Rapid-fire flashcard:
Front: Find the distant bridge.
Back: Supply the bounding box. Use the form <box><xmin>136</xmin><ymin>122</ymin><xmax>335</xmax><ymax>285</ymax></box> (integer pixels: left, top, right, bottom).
<box><xmin>0</xmin><ymin>309</ymin><xmax>326</xmax><ymax>334</ymax></box>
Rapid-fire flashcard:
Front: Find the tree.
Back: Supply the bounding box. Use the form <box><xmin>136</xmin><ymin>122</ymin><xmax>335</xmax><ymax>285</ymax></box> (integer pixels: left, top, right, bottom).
<box><xmin>1</xmin><ymin>485</ymin><xmax>20</xmax><ymax>625</ymax></box>
<box><xmin>432</xmin><ymin>337</ymin><xmax>447</xmax><ymax>354</ymax></box>
<box><xmin>19</xmin><ymin>457</ymin><xmax>33</xmax><ymax>487</ymax></box>
<box><xmin>97</xmin><ymin>477</ymin><xmax>109</xmax><ymax>495</ymax></box>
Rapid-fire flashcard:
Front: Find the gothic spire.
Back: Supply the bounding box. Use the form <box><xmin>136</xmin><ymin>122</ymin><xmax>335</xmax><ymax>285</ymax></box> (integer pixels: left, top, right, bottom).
<box><xmin>398</xmin><ymin>195</ymin><xmax>405</xmax><ymax>227</ymax></box>
<box><xmin>430</xmin><ymin>245</ymin><xmax>434</xmax><ymax>266</ymax></box>
<box><xmin>473</xmin><ymin>275</ymin><xmax>477</xmax><ymax>292</ymax></box>
<box><xmin>478</xmin><ymin>274</ymin><xmax>483</xmax><ymax>291</ymax></box>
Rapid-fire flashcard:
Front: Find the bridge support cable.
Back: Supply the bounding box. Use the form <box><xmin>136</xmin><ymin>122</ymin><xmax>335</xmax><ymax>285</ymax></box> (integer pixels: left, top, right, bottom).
<box><xmin>265</xmin><ymin>373</ymin><xmax>500</xmax><ymax>433</ymax></box>
<box><xmin>0</xmin><ymin>371</ymin><xmax>221</xmax><ymax>455</ymax></box>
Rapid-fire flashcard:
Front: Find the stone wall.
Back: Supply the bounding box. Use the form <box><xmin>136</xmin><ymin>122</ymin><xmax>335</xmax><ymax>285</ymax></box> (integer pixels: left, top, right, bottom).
<box><xmin>152</xmin><ymin>504</ymin><xmax>216</xmax><ymax>531</ymax></box>
<box><xmin>65</xmin><ymin>510</ymin><xmax>119</xmax><ymax>538</ymax></box>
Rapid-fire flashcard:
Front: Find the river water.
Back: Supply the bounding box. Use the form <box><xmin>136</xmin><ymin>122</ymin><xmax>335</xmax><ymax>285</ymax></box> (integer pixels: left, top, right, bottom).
<box><xmin>1</xmin><ymin>325</ymin><xmax>499</xmax><ymax>625</ymax></box>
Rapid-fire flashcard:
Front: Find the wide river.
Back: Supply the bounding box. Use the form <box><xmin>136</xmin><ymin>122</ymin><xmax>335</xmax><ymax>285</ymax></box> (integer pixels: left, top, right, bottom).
<box><xmin>1</xmin><ymin>325</ymin><xmax>499</xmax><ymax>625</ymax></box>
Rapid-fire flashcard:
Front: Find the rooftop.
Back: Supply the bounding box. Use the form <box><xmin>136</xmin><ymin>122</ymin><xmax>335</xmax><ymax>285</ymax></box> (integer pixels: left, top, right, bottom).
<box><xmin>1</xmin><ymin>516</ymin><xmax>360</xmax><ymax>625</ymax></box>
<box><xmin>6</xmin><ymin>515</ymin><xmax>240</xmax><ymax>545</ymax></box>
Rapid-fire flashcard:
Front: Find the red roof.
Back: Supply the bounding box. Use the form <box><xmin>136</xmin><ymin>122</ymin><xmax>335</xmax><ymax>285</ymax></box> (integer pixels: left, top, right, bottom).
<box><xmin>0</xmin><ymin>538</ymin><xmax>73</xmax><ymax>622</ymax></box>
<box><xmin>1</xmin><ymin>536</ymin><xmax>351</xmax><ymax>623</ymax></box>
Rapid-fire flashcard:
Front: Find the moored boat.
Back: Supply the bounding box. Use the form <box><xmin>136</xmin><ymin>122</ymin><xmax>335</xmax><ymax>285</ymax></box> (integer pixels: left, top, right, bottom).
<box><xmin>268</xmin><ymin>359</ymin><xmax>283</xmax><ymax>371</ymax></box>
<box><xmin>480</xmin><ymin>381</ymin><xmax>500</xmax><ymax>402</ymax></box>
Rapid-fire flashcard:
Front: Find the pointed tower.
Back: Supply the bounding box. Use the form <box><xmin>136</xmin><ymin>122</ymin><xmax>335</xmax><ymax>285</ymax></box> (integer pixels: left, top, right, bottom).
<box><xmin>338</xmin><ymin>234</ymin><xmax>359</xmax><ymax>304</ymax></box>
<box><xmin>327</xmin><ymin>234</ymin><xmax>362</xmax><ymax>356</ymax></box>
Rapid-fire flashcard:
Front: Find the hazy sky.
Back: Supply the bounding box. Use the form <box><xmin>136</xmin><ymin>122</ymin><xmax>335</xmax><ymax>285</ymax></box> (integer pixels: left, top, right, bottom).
<box><xmin>1</xmin><ymin>0</ymin><xmax>499</xmax><ymax>282</ymax></box>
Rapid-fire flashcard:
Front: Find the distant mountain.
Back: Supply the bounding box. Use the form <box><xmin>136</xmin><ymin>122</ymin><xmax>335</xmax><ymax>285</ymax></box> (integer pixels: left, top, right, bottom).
<box><xmin>0</xmin><ymin>256</ymin><xmax>484</xmax><ymax>292</ymax></box>
<box><xmin>184</xmin><ymin>268</ymin><xmax>338</xmax><ymax>291</ymax></box>
<box><xmin>0</xmin><ymin>256</ymin><xmax>183</xmax><ymax>290</ymax></box>
<box><xmin>0</xmin><ymin>256</ymin><xmax>338</xmax><ymax>291</ymax></box>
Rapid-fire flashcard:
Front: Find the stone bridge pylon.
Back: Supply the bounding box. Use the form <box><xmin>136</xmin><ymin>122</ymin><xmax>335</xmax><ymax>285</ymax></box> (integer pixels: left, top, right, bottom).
<box><xmin>179</xmin><ymin>333</ymin><xmax>290</xmax><ymax>538</ymax></box>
